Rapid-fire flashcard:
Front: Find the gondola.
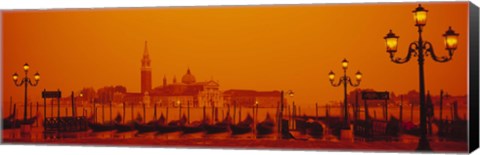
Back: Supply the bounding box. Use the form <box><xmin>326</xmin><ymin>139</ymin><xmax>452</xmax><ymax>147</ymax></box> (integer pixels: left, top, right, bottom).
<box><xmin>205</xmin><ymin>112</ymin><xmax>233</xmax><ymax>134</ymax></box>
<box><xmin>256</xmin><ymin>113</ymin><xmax>275</xmax><ymax>136</ymax></box>
<box><xmin>433</xmin><ymin>118</ymin><xmax>467</xmax><ymax>141</ymax></box>
<box><xmin>182</xmin><ymin>115</ymin><xmax>207</xmax><ymax>134</ymax></box>
<box><xmin>114</xmin><ymin>113</ymin><xmax>138</xmax><ymax>133</ymax></box>
<box><xmin>2</xmin><ymin>109</ymin><xmax>17</xmax><ymax>129</ymax></box>
<box><xmin>86</xmin><ymin>114</ymin><xmax>116</xmax><ymax>132</ymax></box>
<box><xmin>87</xmin><ymin>114</ymin><xmax>116</xmax><ymax>132</ymax></box>
<box><xmin>88</xmin><ymin>121</ymin><xmax>116</xmax><ymax>132</ymax></box>
<box><xmin>3</xmin><ymin>113</ymin><xmax>15</xmax><ymax>122</ymax></box>
<box><xmin>306</xmin><ymin>119</ymin><xmax>324</xmax><ymax>138</ymax></box>
<box><xmin>230</xmin><ymin>114</ymin><xmax>253</xmax><ymax>135</ymax></box>
<box><xmin>157</xmin><ymin>114</ymin><xmax>186</xmax><ymax>134</ymax></box>
<box><xmin>3</xmin><ymin>115</ymin><xmax>38</xmax><ymax>129</ymax></box>
<box><xmin>134</xmin><ymin>114</ymin><xmax>166</xmax><ymax>134</ymax></box>
<box><xmin>385</xmin><ymin>116</ymin><xmax>401</xmax><ymax>137</ymax></box>
<box><xmin>401</xmin><ymin>121</ymin><xmax>420</xmax><ymax>136</ymax></box>
<box><xmin>295</xmin><ymin>117</ymin><xmax>308</xmax><ymax>134</ymax></box>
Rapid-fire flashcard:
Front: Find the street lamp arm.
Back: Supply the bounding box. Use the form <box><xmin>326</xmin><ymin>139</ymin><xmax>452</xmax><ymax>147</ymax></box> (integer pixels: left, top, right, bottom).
<box><xmin>348</xmin><ymin>77</ymin><xmax>361</xmax><ymax>87</ymax></box>
<box><xmin>390</xmin><ymin>42</ymin><xmax>419</xmax><ymax>64</ymax></box>
<box><xmin>28</xmin><ymin>78</ymin><xmax>39</xmax><ymax>86</ymax></box>
<box><xmin>330</xmin><ymin>78</ymin><xmax>343</xmax><ymax>87</ymax></box>
<box><xmin>14</xmin><ymin>79</ymin><xmax>25</xmax><ymax>87</ymax></box>
<box><xmin>424</xmin><ymin>41</ymin><xmax>453</xmax><ymax>63</ymax></box>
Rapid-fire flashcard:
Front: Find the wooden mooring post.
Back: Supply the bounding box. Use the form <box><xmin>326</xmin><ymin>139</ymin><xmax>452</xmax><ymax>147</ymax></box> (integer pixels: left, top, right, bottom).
<box><xmin>211</xmin><ymin>103</ymin><xmax>215</xmax><ymax>124</ymax></box>
<box><xmin>324</xmin><ymin>104</ymin><xmax>328</xmax><ymax>120</ymax></box>
<box><xmin>293</xmin><ymin>102</ymin><xmax>296</xmax><ymax>130</ymax></box>
<box><xmin>410</xmin><ymin>102</ymin><xmax>414</xmax><ymax>122</ymax></box>
<box><xmin>399</xmin><ymin>95</ymin><xmax>403</xmax><ymax>123</ymax></box>
<box><xmin>123</xmin><ymin>102</ymin><xmax>126</xmax><ymax>124</ymax></box>
<box><xmin>238</xmin><ymin>106</ymin><xmax>242</xmax><ymax>124</ymax></box>
<box><xmin>179</xmin><ymin>102</ymin><xmax>182</xmax><ymax>121</ymax></box>
<box><xmin>10</xmin><ymin>96</ymin><xmax>13</xmax><ymax>117</ymax></box>
<box><xmin>102</xmin><ymin>102</ymin><xmax>105</xmax><ymax>123</ymax></box>
<box><xmin>355</xmin><ymin>91</ymin><xmax>359</xmax><ymax>121</ymax></box>
<box><xmin>215</xmin><ymin>107</ymin><xmax>218</xmax><ymax>122</ymax></box>
<box><xmin>110</xmin><ymin>101</ymin><xmax>113</xmax><ymax>123</ymax></box>
<box><xmin>71</xmin><ymin>92</ymin><xmax>75</xmax><ymax>117</ymax></box>
<box><xmin>93</xmin><ymin>100</ymin><xmax>97</xmax><ymax>123</ymax></box>
<box><xmin>154</xmin><ymin>103</ymin><xmax>157</xmax><ymax>121</ymax></box>
<box><xmin>233</xmin><ymin>101</ymin><xmax>236</xmax><ymax>124</ymax></box>
<box><xmin>131</xmin><ymin>103</ymin><xmax>134</xmax><ymax>122</ymax></box>
<box><xmin>13</xmin><ymin>104</ymin><xmax>17</xmax><ymax>120</ymax></box>
<box><xmin>43</xmin><ymin>93</ymin><xmax>47</xmax><ymax>124</ymax></box>
<box><xmin>36</xmin><ymin>102</ymin><xmax>39</xmax><ymax>120</ymax></box>
<box><xmin>30</xmin><ymin>102</ymin><xmax>32</xmax><ymax>119</ymax></box>
<box><xmin>439</xmin><ymin>90</ymin><xmax>444</xmax><ymax>122</ymax></box>
<box><xmin>51</xmin><ymin>99</ymin><xmax>54</xmax><ymax>118</ymax></box>
<box><xmin>166</xmin><ymin>106</ymin><xmax>169</xmax><ymax>123</ymax></box>
<box><xmin>57</xmin><ymin>96</ymin><xmax>61</xmax><ymax>119</ymax></box>
<box><xmin>143</xmin><ymin>103</ymin><xmax>146</xmax><ymax>123</ymax></box>
<box><xmin>364</xmin><ymin>99</ymin><xmax>369</xmax><ymax>121</ymax></box>
<box><xmin>384</xmin><ymin>96</ymin><xmax>388</xmax><ymax>121</ymax></box>
<box><xmin>202</xmin><ymin>104</ymin><xmax>206</xmax><ymax>122</ymax></box>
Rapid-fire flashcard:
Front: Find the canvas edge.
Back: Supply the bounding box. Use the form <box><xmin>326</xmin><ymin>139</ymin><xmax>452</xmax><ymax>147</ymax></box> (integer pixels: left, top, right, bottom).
<box><xmin>468</xmin><ymin>1</ymin><xmax>479</xmax><ymax>153</ymax></box>
<box><xmin>0</xmin><ymin>10</ymin><xmax>4</xmax><ymax>144</ymax></box>
<box><xmin>0</xmin><ymin>2</ymin><xmax>475</xmax><ymax>154</ymax></box>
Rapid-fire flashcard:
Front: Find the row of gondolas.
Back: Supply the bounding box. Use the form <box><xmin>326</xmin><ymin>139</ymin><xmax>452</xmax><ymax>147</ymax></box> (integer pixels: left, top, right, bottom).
<box><xmin>2</xmin><ymin>112</ymin><xmax>38</xmax><ymax>129</ymax></box>
<box><xmin>87</xmin><ymin>112</ymin><xmax>277</xmax><ymax>137</ymax></box>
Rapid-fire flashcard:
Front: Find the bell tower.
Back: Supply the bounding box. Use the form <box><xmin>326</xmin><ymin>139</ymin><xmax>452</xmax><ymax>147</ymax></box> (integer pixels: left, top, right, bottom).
<box><xmin>141</xmin><ymin>41</ymin><xmax>152</xmax><ymax>94</ymax></box>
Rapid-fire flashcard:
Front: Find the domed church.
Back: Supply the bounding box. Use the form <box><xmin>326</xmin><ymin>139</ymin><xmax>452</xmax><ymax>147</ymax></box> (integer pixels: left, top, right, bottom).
<box><xmin>149</xmin><ymin>68</ymin><xmax>223</xmax><ymax>108</ymax></box>
<box><xmin>122</xmin><ymin>41</ymin><xmax>280</xmax><ymax>108</ymax></box>
<box><xmin>123</xmin><ymin>41</ymin><xmax>223</xmax><ymax>108</ymax></box>
<box><xmin>181</xmin><ymin>68</ymin><xmax>196</xmax><ymax>84</ymax></box>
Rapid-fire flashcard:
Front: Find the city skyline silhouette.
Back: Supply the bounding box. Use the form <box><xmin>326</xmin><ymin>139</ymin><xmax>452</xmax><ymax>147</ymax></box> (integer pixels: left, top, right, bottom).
<box><xmin>3</xmin><ymin>2</ymin><xmax>468</xmax><ymax>112</ymax></box>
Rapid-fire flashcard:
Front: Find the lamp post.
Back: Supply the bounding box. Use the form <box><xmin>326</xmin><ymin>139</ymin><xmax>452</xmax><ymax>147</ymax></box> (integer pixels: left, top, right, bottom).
<box><xmin>328</xmin><ymin>59</ymin><xmax>362</xmax><ymax>129</ymax></box>
<box><xmin>279</xmin><ymin>90</ymin><xmax>294</xmax><ymax>120</ymax></box>
<box><xmin>13</xmin><ymin>63</ymin><xmax>40</xmax><ymax>123</ymax></box>
<box><xmin>253</xmin><ymin>100</ymin><xmax>259</xmax><ymax>134</ymax></box>
<box><xmin>279</xmin><ymin>90</ymin><xmax>293</xmax><ymax>138</ymax></box>
<box><xmin>176</xmin><ymin>100</ymin><xmax>181</xmax><ymax>120</ymax></box>
<box><xmin>383</xmin><ymin>4</ymin><xmax>459</xmax><ymax>151</ymax></box>
<box><xmin>255</xmin><ymin>100</ymin><xmax>259</xmax><ymax>120</ymax></box>
<box><xmin>79</xmin><ymin>93</ymin><xmax>84</xmax><ymax>117</ymax></box>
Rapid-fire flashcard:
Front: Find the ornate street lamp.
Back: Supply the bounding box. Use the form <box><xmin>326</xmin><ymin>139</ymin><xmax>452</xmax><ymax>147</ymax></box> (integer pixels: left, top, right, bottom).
<box><xmin>329</xmin><ymin>58</ymin><xmax>362</xmax><ymax>129</ymax></box>
<box><xmin>13</xmin><ymin>63</ymin><xmax>40</xmax><ymax>123</ymax></box>
<box><xmin>383</xmin><ymin>4</ymin><xmax>459</xmax><ymax>151</ymax></box>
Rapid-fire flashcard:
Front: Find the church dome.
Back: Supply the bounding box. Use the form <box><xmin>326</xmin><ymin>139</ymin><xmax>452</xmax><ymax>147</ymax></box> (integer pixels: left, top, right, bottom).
<box><xmin>182</xmin><ymin>68</ymin><xmax>196</xmax><ymax>84</ymax></box>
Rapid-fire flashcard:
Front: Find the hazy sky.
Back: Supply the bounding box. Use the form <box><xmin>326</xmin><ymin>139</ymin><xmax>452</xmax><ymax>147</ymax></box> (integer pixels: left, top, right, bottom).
<box><xmin>2</xmin><ymin>2</ymin><xmax>469</xmax><ymax>108</ymax></box>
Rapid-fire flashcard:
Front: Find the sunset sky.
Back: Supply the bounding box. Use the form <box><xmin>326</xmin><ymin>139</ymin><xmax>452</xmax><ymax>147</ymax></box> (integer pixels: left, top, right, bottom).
<box><xmin>1</xmin><ymin>2</ymin><xmax>469</xmax><ymax>108</ymax></box>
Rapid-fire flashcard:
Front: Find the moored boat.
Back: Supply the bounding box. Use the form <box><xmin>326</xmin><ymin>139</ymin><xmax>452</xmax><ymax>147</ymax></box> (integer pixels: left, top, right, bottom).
<box><xmin>157</xmin><ymin>114</ymin><xmax>186</xmax><ymax>134</ymax></box>
<box><xmin>231</xmin><ymin>114</ymin><xmax>253</xmax><ymax>135</ymax></box>
<box><xmin>205</xmin><ymin>112</ymin><xmax>233</xmax><ymax>134</ymax></box>
<box><xmin>306</xmin><ymin>119</ymin><xmax>324</xmax><ymax>138</ymax></box>
<box><xmin>182</xmin><ymin>115</ymin><xmax>208</xmax><ymax>134</ymax></box>
<box><xmin>256</xmin><ymin>113</ymin><xmax>275</xmax><ymax>136</ymax></box>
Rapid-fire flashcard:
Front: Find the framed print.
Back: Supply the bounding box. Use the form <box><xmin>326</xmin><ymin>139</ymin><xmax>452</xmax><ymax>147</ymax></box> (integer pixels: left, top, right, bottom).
<box><xmin>1</xmin><ymin>1</ymin><xmax>479</xmax><ymax>154</ymax></box>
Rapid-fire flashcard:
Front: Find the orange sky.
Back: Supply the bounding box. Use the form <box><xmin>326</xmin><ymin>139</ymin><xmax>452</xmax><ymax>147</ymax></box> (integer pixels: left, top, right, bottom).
<box><xmin>2</xmin><ymin>2</ymin><xmax>469</xmax><ymax>108</ymax></box>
